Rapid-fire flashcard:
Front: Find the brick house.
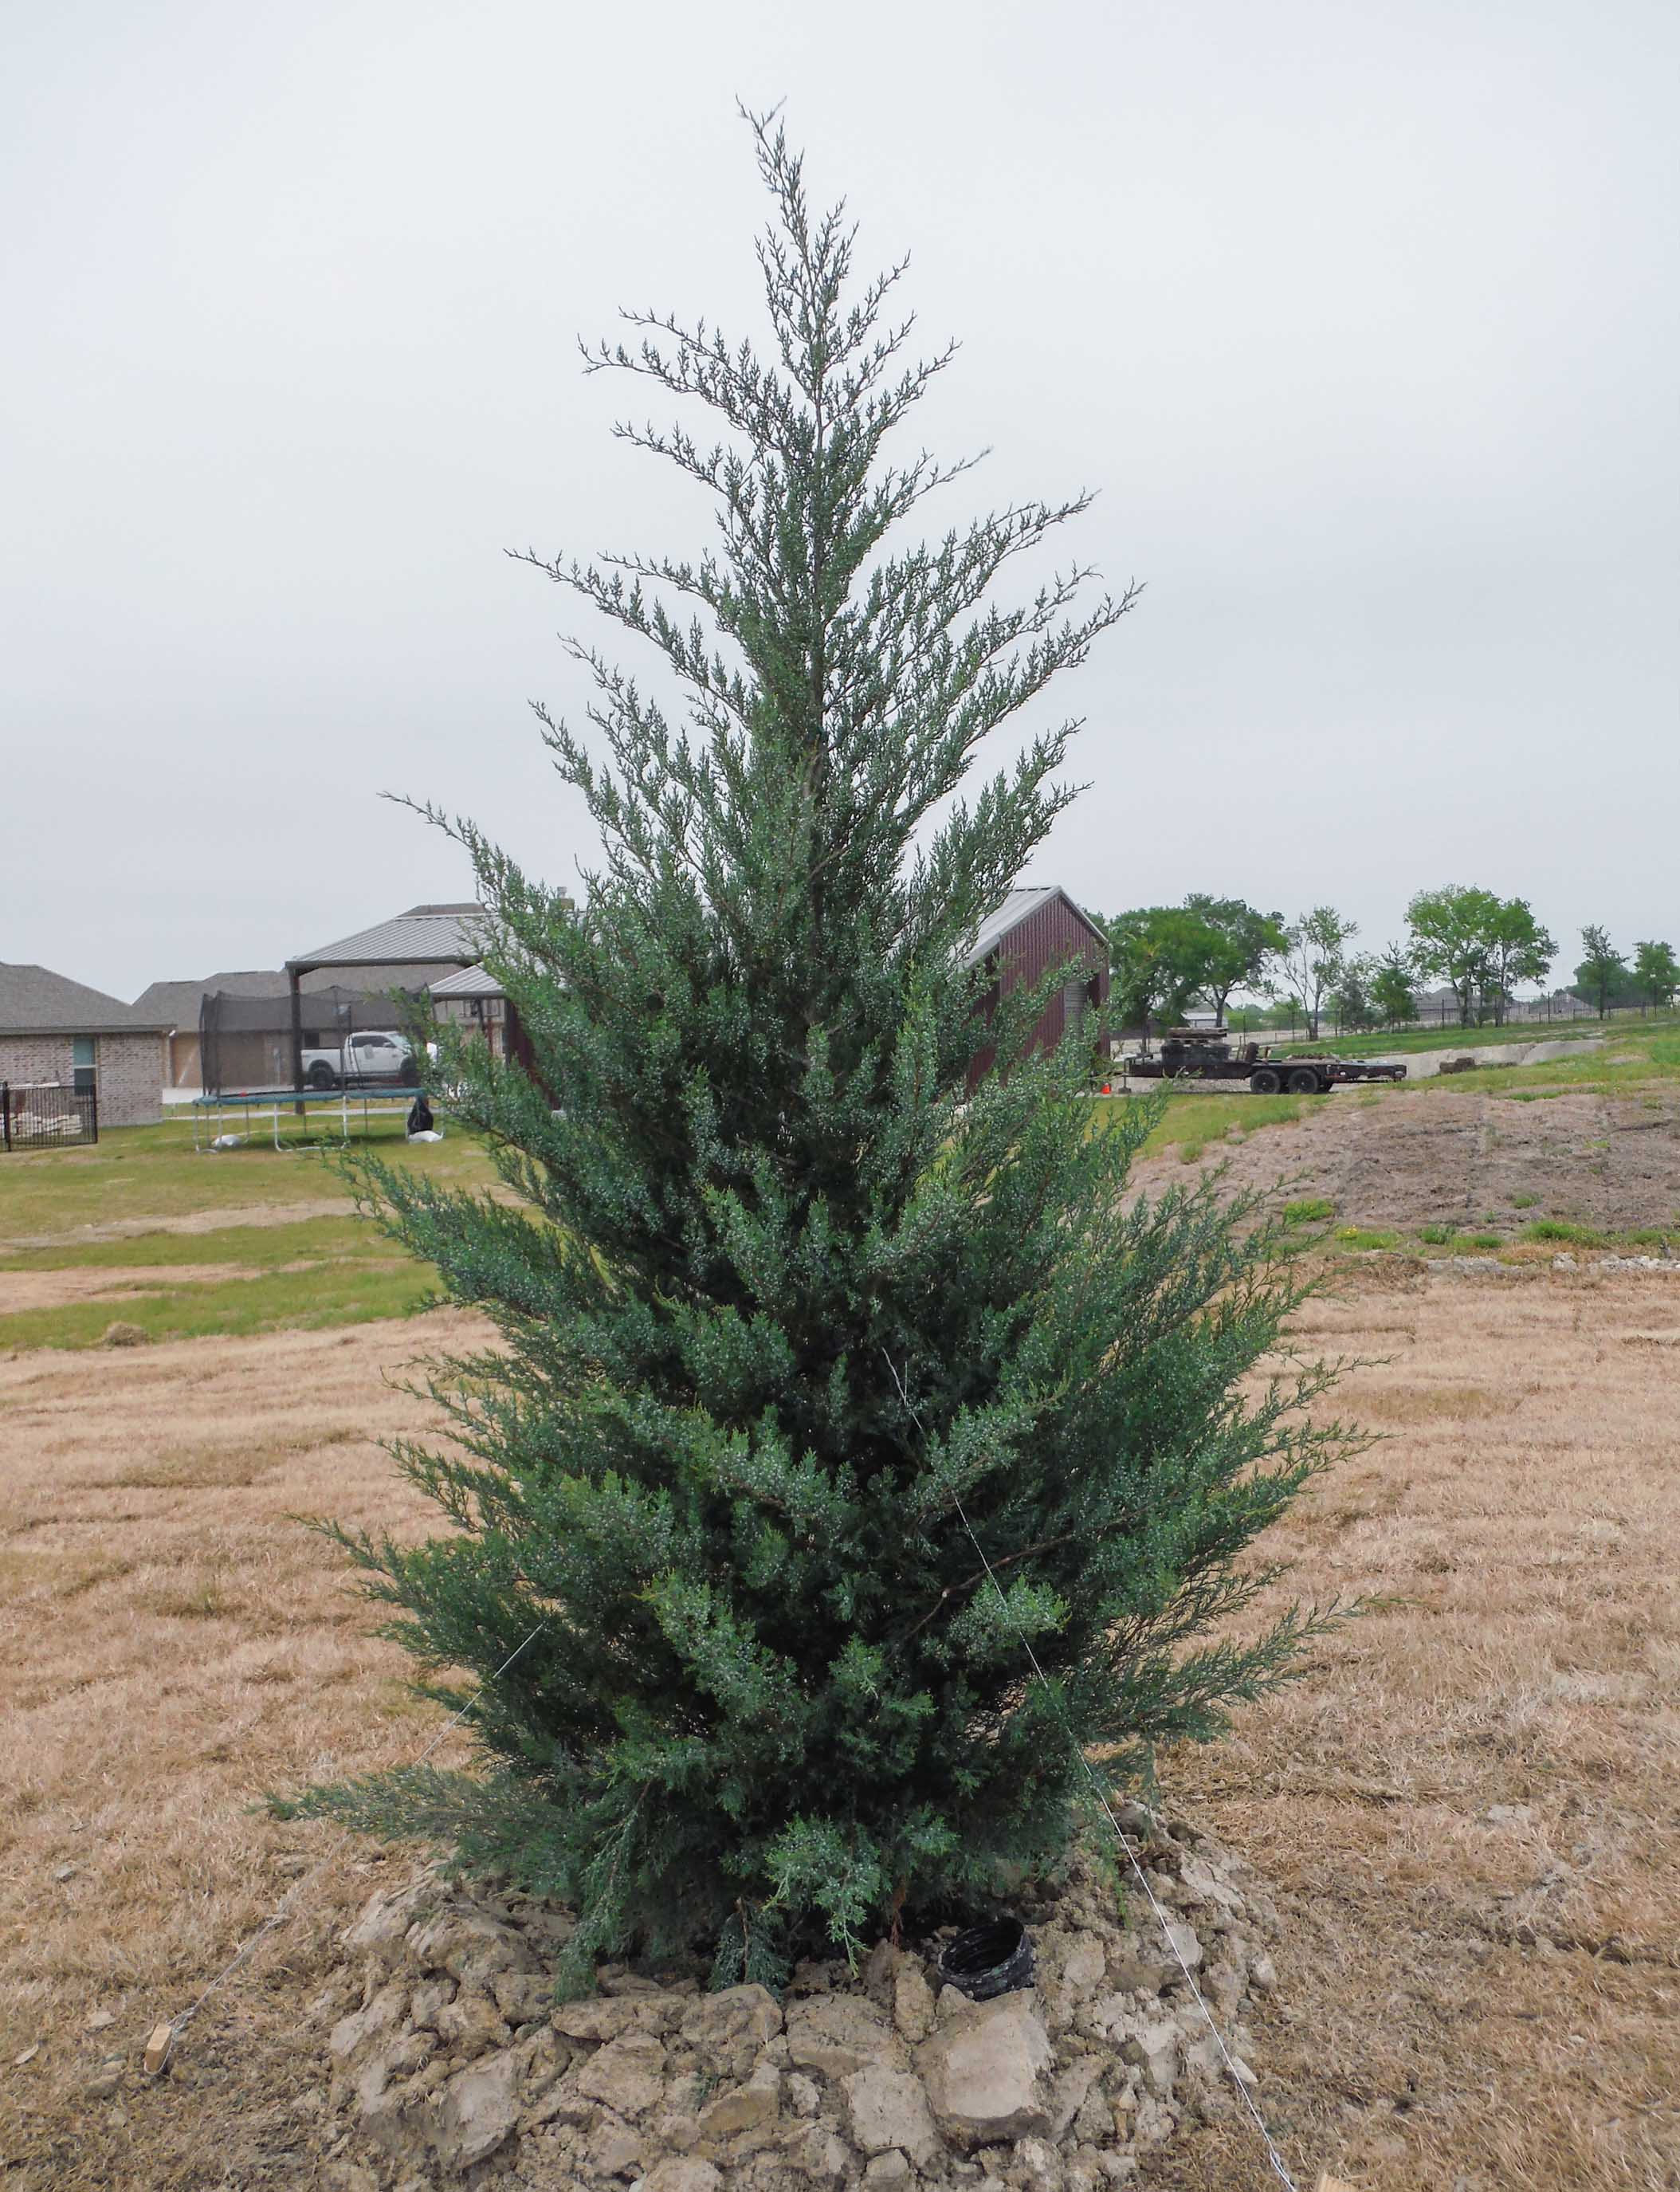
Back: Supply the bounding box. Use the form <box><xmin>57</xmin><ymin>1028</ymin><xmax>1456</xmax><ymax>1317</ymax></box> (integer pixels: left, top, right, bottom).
<box><xmin>965</xmin><ymin>887</ymin><xmax>1110</xmax><ymax>1095</ymax></box>
<box><xmin>0</xmin><ymin>964</ymin><xmax>170</xmax><ymax>1127</ymax></box>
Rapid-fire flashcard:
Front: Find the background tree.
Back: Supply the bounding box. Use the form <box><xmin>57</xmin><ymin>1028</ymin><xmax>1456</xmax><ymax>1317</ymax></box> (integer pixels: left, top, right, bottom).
<box><xmin>1369</xmin><ymin>943</ymin><xmax>1418</xmax><ymax>1030</ymax></box>
<box><xmin>1485</xmin><ymin>898</ymin><xmax>1556</xmax><ymax>1024</ymax></box>
<box><xmin>1577</xmin><ymin>924</ymin><xmax>1628</xmax><ymax>1016</ymax></box>
<box><xmin>1326</xmin><ymin>952</ymin><xmax>1380</xmax><ymax>1035</ymax></box>
<box><xmin>1100</xmin><ymin>903</ymin><xmax>1217</xmax><ymax>1035</ymax></box>
<box><xmin>291</xmin><ymin>119</ymin><xmax>1351</xmax><ymax>1990</ymax></box>
<box><xmin>1278</xmin><ymin>906</ymin><xmax>1359</xmax><ymax>1039</ymax></box>
<box><xmin>1632</xmin><ymin>938</ymin><xmax>1679</xmax><ymax>1009</ymax></box>
<box><xmin>1182</xmin><ymin>894</ymin><xmax>1288</xmax><ymax>1027</ymax></box>
<box><xmin>1405</xmin><ymin>884</ymin><xmax>1501</xmax><ymax>1025</ymax></box>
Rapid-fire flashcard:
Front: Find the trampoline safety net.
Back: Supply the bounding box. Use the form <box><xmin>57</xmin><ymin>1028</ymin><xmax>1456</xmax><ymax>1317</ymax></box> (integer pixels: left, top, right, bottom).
<box><xmin>200</xmin><ymin>986</ymin><xmax>431</xmax><ymax>1096</ymax></box>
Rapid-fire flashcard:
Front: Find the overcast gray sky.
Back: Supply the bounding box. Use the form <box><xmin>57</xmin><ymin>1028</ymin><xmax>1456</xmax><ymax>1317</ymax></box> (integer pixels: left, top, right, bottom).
<box><xmin>4</xmin><ymin>0</ymin><xmax>1675</xmax><ymax>1002</ymax></box>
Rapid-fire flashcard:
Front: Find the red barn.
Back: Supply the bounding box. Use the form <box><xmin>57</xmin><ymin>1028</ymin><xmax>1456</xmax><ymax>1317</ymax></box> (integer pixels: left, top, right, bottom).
<box><xmin>965</xmin><ymin>886</ymin><xmax>1110</xmax><ymax>1096</ymax></box>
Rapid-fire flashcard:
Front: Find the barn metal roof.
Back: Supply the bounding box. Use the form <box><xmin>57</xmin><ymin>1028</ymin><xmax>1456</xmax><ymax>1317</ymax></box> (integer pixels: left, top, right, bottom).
<box><xmin>962</xmin><ymin>886</ymin><xmax>1106</xmax><ymax>968</ymax></box>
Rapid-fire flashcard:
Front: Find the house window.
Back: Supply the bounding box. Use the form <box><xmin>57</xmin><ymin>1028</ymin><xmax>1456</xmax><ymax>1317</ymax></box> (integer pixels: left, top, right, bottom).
<box><xmin>72</xmin><ymin>1036</ymin><xmax>96</xmax><ymax>1094</ymax></box>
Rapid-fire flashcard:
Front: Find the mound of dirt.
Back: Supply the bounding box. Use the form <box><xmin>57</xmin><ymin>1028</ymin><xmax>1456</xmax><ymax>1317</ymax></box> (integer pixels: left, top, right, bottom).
<box><xmin>99</xmin><ymin>1321</ymin><xmax>152</xmax><ymax>1348</ymax></box>
<box><xmin>1136</xmin><ymin>1086</ymin><xmax>1680</xmax><ymax>1238</ymax></box>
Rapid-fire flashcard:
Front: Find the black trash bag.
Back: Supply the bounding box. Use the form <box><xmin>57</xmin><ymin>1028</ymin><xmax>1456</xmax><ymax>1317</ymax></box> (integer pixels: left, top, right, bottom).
<box><xmin>406</xmin><ymin>1094</ymin><xmax>434</xmax><ymax>1137</ymax></box>
<box><xmin>936</xmin><ymin>1915</ymin><xmax>1035</xmax><ymax>2001</ymax></box>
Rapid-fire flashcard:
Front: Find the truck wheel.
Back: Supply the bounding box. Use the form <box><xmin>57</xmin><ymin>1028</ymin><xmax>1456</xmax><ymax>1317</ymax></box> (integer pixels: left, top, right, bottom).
<box><xmin>307</xmin><ymin>1062</ymin><xmax>337</xmax><ymax>1090</ymax></box>
<box><xmin>1250</xmin><ymin>1067</ymin><xmax>1282</xmax><ymax>1094</ymax></box>
<box><xmin>1286</xmin><ymin>1067</ymin><xmax>1321</xmax><ymax>1094</ymax></box>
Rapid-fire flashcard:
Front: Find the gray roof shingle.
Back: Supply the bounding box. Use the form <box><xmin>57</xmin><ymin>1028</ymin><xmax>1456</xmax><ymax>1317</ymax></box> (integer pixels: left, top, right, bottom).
<box><xmin>0</xmin><ymin>963</ymin><xmax>171</xmax><ymax>1035</ymax></box>
<box><xmin>131</xmin><ymin>971</ymin><xmax>293</xmax><ymax>1025</ymax></box>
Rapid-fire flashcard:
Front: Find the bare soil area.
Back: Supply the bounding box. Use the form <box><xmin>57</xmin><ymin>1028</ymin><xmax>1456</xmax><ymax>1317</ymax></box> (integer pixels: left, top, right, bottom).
<box><xmin>1</xmin><ymin>1198</ymin><xmax>351</xmax><ymax>1254</ymax></box>
<box><xmin>0</xmin><ymin>1264</ymin><xmax>305</xmax><ymax>1314</ymax></box>
<box><xmin>1137</xmin><ymin>1085</ymin><xmax>1680</xmax><ymax>1237</ymax></box>
<box><xmin>2</xmin><ymin>1274</ymin><xmax>1678</xmax><ymax>2190</ymax></box>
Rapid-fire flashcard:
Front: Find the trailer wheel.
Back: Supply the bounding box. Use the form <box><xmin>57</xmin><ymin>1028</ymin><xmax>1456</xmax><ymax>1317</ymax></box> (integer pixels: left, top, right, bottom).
<box><xmin>1250</xmin><ymin>1067</ymin><xmax>1282</xmax><ymax>1094</ymax></box>
<box><xmin>1286</xmin><ymin>1067</ymin><xmax>1321</xmax><ymax>1094</ymax></box>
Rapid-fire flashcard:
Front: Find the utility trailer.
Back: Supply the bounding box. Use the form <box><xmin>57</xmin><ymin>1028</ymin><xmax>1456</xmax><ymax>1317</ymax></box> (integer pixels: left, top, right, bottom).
<box><xmin>1122</xmin><ymin>1029</ymin><xmax>1407</xmax><ymax>1096</ymax></box>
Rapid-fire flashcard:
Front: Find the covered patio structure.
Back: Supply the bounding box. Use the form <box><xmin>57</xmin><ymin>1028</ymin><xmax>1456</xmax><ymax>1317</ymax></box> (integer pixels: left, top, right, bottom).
<box><xmin>283</xmin><ymin>903</ymin><xmax>488</xmax><ymax>1095</ymax></box>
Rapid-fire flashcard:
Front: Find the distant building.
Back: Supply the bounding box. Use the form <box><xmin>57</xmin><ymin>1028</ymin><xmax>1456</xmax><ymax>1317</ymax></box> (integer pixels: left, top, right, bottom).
<box><xmin>430</xmin><ymin>960</ymin><xmax>550</xmax><ymax>1082</ymax></box>
<box><xmin>964</xmin><ymin>887</ymin><xmax>1109</xmax><ymax>1096</ymax></box>
<box><xmin>0</xmin><ymin>964</ymin><xmax>170</xmax><ymax>1126</ymax></box>
<box><xmin>132</xmin><ymin>970</ymin><xmax>292</xmax><ymax>1093</ymax></box>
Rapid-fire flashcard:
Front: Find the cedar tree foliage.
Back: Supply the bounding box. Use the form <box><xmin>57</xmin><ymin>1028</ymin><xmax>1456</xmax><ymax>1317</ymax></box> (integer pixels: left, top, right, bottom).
<box><xmin>294</xmin><ymin>114</ymin><xmax>1356</xmax><ymax>1992</ymax></box>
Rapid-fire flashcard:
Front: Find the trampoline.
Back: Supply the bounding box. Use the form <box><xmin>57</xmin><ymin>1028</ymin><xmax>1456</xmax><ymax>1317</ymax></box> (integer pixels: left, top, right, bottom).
<box><xmin>190</xmin><ymin>1083</ymin><xmax>432</xmax><ymax>1152</ymax></box>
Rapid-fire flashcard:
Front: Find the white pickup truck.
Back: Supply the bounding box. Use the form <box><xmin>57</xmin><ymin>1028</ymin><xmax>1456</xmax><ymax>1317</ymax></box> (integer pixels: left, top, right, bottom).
<box><xmin>300</xmin><ymin>1029</ymin><xmax>418</xmax><ymax>1090</ymax></box>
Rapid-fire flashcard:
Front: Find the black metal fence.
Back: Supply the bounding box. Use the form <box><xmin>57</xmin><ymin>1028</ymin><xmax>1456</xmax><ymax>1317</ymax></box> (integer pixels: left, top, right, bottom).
<box><xmin>1224</xmin><ymin>996</ymin><xmax>1670</xmax><ymax>1043</ymax></box>
<box><xmin>1</xmin><ymin>1082</ymin><xmax>98</xmax><ymax>1151</ymax></box>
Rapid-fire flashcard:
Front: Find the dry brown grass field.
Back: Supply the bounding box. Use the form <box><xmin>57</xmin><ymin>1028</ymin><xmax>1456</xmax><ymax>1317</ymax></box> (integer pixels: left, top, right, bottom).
<box><xmin>2</xmin><ymin>1266</ymin><xmax>1678</xmax><ymax>2189</ymax></box>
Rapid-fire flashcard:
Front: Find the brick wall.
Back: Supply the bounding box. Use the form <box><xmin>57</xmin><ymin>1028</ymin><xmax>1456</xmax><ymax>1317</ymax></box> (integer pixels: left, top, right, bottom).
<box><xmin>95</xmin><ymin>1035</ymin><xmax>166</xmax><ymax>1125</ymax></box>
<box><xmin>0</xmin><ymin>1032</ymin><xmax>165</xmax><ymax>1128</ymax></box>
<box><xmin>0</xmin><ymin>1034</ymin><xmax>74</xmax><ymax>1089</ymax></box>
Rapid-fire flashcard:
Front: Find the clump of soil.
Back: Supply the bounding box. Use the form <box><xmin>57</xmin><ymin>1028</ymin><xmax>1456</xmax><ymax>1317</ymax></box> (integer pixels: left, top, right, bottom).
<box><xmin>99</xmin><ymin>1321</ymin><xmax>152</xmax><ymax>1348</ymax></box>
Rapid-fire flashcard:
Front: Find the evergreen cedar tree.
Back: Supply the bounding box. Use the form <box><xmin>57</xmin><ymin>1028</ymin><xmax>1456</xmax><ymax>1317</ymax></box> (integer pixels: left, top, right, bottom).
<box><xmin>292</xmin><ymin>115</ymin><xmax>1359</xmax><ymax>1994</ymax></box>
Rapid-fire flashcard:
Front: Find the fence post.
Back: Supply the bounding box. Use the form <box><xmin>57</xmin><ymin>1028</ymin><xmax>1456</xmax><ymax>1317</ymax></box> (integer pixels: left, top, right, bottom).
<box><xmin>88</xmin><ymin>1087</ymin><xmax>99</xmax><ymax>1147</ymax></box>
<box><xmin>2</xmin><ymin>1082</ymin><xmax>9</xmax><ymax>1154</ymax></box>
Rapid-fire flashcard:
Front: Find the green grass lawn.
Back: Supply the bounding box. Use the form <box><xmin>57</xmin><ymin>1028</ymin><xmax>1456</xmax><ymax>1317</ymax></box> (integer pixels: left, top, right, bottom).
<box><xmin>1405</xmin><ymin>1028</ymin><xmax>1680</xmax><ymax>1102</ymax></box>
<box><xmin>1284</xmin><ymin>1012</ymin><xmax>1679</xmax><ymax>1059</ymax></box>
<box><xmin>1089</xmin><ymin>1088</ymin><xmax>1317</xmax><ymax>1161</ymax></box>
<box><xmin>0</xmin><ymin>1114</ymin><xmax>497</xmax><ymax>1242</ymax></box>
<box><xmin>0</xmin><ymin>1256</ymin><xmax>441</xmax><ymax>1353</ymax></box>
<box><xmin>0</xmin><ymin>1116</ymin><xmax>500</xmax><ymax>1353</ymax></box>
<box><xmin>1305</xmin><ymin>1209</ymin><xmax>1673</xmax><ymax>1263</ymax></box>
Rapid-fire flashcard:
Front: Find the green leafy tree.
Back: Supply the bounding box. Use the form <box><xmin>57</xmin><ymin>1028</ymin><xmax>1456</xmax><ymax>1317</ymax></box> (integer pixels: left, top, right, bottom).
<box><xmin>1633</xmin><ymin>938</ymin><xmax>1679</xmax><ymax>1008</ymax></box>
<box><xmin>1099</xmin><ymin>904</ymin><xmax>1217</xmax><ymax>1034</ymax></box>
<box><xmin>1485</xmin><ymin>899</ymin><xmax>1555</xmax><ymax>1023</ymax></box>
<box><xmin>1369</xmin><ymin>944</ymin><xmax>1418</xmax><ymax>1029</ymax></box>
<box><xmin>1576</xmin><ymin>925</ymin><xmax>1628</xmax><ymax>1016</ymax></box>
<box><xmin>292</xmin><ymin>117</ymin><xmax>1353</xmax><ymax>1992</ymax></box>
<box><xmin>1405</xmin><ymin>885</ymin><xmax>1501</xmax><ymax>1025</ymax></box>
<box><xmin>1182</xmin><ymin>895</ymin><xmax>1289</xmax><ymax>1027</ymax></box>
<box><xmin>1278</xmin><ymin>907</ymin><xmax>1359</xmax><ymax>1039</ymax></box>
<box><xmin>1327</xmin><ymin>953</ymin><xmax>1380</xmax><ymax>1035</ymax></box>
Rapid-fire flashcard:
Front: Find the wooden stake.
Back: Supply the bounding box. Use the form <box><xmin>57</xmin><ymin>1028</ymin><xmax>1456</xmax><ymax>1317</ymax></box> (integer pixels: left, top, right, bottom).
<box><xmin>143</xmin><ymin>2022</ymin><xmax>174</xmax><ymax>2076</ymax></box>
<box><xmin>1316</xmin><ymin>2174</ymin><xmax>1360</xmax><ymax>2192</ymax></box>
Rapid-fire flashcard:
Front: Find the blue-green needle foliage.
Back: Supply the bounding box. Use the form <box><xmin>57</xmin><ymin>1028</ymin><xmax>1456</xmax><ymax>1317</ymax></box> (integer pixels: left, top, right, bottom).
<box><xmin>296</xmin><ymin>114</ymin><xmax>1356</xmax><ymax>1994</ymax></box>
